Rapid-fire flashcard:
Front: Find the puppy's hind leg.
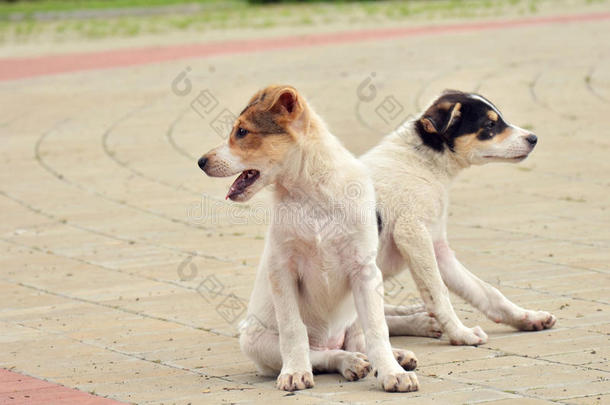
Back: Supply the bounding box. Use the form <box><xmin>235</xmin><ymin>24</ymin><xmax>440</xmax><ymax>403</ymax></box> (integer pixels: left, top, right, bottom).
<box><xmin>345</xmin><ymin>321</ymin><xmax>418</xmax><ymax>372</ymax></box>
<box><xmin>343</xmin><ymin>320</ymin><xmax>366</xmax><ymax>353</ymax></box>
<box><xmin>240</xmin><ymin>321</ymin><xmax>371</xmax><ymax>384</ymax></box>
<box><xmin>435</xmin><ymin>241</ymin><xmax>556</xmax><ymax>331</ymax></box>
<box><xmin>311</xmin><ymin>350</ymin><xmax>371</xmax><ymax>382</ymax></box>
<box><xmin>386</xmin><ymin>313</ymin><xmax>443</xmax><ymax>338</ymax></box>
<box><xmin>385</xmin><ymin>303</ymin><xmax>427</xmax><ymax>316</ymax></box>
<box><xmin>239</xmin><ymin>319</ymin><xmax>282</xmax><ymax>376</ymax></box>
<box><xmin>385</xmin><ymin>302</ymin><xmax>442</xmax><ymax>337</ymax></box>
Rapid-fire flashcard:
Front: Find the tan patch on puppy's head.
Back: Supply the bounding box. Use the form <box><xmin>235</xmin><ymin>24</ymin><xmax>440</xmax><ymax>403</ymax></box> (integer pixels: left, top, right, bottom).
<box><xmin>200</xmin><ymin>85</ymin><xmax>311</xmax><ymax>201</ymax></box>
<box><xmin>227</xmin><ymin>85</ymin><xmax>308</xmax><ymax>167</ymax></box>
<box><xmin>452</xmin><ymin>124</ymin><xmax>515</xmax><ymax>162</ymax></box>
<box><xmin>452</xmin><ymin>133</ymin><xmax>479</xmax><ymax>159</ymax></box>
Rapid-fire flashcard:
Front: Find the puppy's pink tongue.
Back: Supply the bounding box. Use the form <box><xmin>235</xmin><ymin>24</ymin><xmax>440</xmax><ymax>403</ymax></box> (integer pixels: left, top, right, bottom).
<box><xmin>226</xmin><ymin>171</ymin><xmax>248</xmax><ymax>200</ymax></box>
<box><xmin>226</xmin><ymin>182</ymin><xmax>240</xmax><ymax>200</ymax></box>
<box><xmin>226</xmin><ymin>170</ymin><xmax>260</xmax><ymax>200</ymax></box>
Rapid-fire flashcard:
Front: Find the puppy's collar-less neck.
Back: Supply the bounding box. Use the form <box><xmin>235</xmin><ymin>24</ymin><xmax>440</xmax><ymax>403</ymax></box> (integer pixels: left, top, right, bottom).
<box><xmin>394</xmin><ymin>121</ymin><xmax>469</xmax><ymax>180</ymax></box>
<box><xmin>274</xmin><ymin>118</ymin><xmax>341</xmax><ymax>198</ymax></box>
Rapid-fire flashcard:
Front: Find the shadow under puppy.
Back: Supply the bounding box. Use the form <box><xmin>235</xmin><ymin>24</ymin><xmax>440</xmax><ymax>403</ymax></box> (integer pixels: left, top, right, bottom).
<box><xmin>198</xmin><ymin>85</ymin><xmax>418</xmax><ymax>392</ymax></box>
<box><xmin>362</xmin><ymin>90</ymin><xmax>556</xmax><ymax>346</ymax></box>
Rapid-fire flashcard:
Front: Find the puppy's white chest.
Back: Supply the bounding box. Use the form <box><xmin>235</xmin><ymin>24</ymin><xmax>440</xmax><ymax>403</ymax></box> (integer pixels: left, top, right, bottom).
<box><xmin>301</xmin><ymin>214</ymin><xmax>342</xmax><ymax>247</ymax></box>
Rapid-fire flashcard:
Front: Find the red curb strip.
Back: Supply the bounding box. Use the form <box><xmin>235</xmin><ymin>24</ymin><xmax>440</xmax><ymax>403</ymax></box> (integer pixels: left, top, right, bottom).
<box><xmin>1</xmin><ymin>11</ymin><xmax>609</xmax><ymax>81</ymax></box>
<box><xmin>0</xmin><ymin>368</ymin><xmax>127</xmax><ymax>404</ymax></box>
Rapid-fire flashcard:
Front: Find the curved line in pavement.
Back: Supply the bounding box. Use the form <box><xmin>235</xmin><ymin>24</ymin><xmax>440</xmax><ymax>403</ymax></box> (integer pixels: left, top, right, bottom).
<box><xmin>585</xmin><ymin>57</ymin><xmax>609</xmax><ymax>103</ymax></box>
<box><xmin>33</xmin><ymin>105</ymin><xmax>223</xmax><ymax>235</ymax></box>
<box><xmin>473</xmin><ymin>57</ymin><xmax>552</xmax><ymax>94</ymax></box>
<box><xmin>99</xmin><ymin>101</ymin><xmax>232</xmax><ymax>212</ymax></box>
<box><xmin>101</xmin><ymin>103</ymin><xmax>204</xmax><ymax>196</ymax></box>
<box><xmin>528</xmin><ymin>68</ymin><xmax>579</xmax><ymax>121</ymax></box>
<box><xmin>166</xmin><ymin>106</ymin><xmax>199</xmax><ymax>161</ymax></box>
<box><xmin>413</xmin><ymin>65</ymin><xmax>461</xmax><ymax>112</ymax></box>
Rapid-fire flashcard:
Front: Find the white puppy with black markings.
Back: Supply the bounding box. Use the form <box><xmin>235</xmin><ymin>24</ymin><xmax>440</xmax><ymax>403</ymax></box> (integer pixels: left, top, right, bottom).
<box><xmin>198</xmin><ymin>85</ymin><xmax>419</xmax><ymax>392</ymax></box>
<box><xmin>362</xmin><ymin>90</ymin><xmax>557</xmax><ymax>346</ymax></box>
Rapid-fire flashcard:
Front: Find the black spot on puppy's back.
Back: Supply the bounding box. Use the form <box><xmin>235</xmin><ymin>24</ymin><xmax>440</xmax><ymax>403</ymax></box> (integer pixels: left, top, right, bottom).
<box><xmin>376</xmin><ymin>209</ymin><xmax>383</xmax><ymax>234</ymax></box>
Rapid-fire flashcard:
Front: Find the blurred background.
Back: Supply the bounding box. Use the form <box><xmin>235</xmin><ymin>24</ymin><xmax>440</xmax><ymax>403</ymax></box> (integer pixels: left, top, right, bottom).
<box><xmin>2</xmin><ymin>0</ymin><xmax>606</xmax><ymax>54</ymax></box>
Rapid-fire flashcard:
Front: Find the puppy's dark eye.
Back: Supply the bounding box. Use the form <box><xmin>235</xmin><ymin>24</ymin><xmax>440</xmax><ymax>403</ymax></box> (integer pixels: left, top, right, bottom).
<box><xmin>485</xmin><ymin>121</ymin><xmax>496</xmax><ymax>130</ymax></box>
<box><xmin>236</xmin><ymin>127</ymin><xmax>248</xmax><ymax>139</ymax></box>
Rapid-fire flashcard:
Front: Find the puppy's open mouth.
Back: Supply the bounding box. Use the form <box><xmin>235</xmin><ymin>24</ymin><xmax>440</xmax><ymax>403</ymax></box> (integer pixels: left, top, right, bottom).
<box><xmin>226</xmin><ymin>170</ymin><xmax>260</xmax><ymax>201</ymax></box>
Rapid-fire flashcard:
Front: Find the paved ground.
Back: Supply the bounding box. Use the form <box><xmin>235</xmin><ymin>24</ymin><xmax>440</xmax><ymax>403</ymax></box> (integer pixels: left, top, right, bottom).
<box><xmin>1</xmin><ymin>4</ymin><xmax>609</xmax><ymax>405</ymax></box>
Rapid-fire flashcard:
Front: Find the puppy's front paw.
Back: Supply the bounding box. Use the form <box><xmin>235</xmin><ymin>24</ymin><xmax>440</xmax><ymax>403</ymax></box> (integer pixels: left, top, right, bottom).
<box><xmin>340</xmin><ymin>352</ymin><xmax>371</xmax><ymax>381</ymax></box>
<box><xmin>377</xmin><ymin>370</ymin><xmax>419</xmax><ymax>392</ymax></box>
<box><xmin>393</xmin><ymin>348</ymin><xmax>417</xmax><ymax>371</ymax></box>
<box><xmin>276</xmin><ymin>371</ymin><xmax>314</xmax><ymax>391</ymax></box>
<box><xmin>516</xmin><ymin>310</ymin><xmax>556</xmax><ymax>331</ymax></box>
<box><xmin>449</xmin><ymin>326</ymin><xmax>488</xmax><ymax>346</ymax></box>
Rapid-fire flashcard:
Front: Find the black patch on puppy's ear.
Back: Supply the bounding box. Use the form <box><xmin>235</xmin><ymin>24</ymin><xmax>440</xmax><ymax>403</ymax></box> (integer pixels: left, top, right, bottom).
<box><xmin>416</xmin><ymin>100</ymin><xmax>462</xmax><ymax>152</ymax></box>
<box><xmin>415</xmin><ymin>118</ymin><xmax>443</xmax><ymax>152</ymax></box>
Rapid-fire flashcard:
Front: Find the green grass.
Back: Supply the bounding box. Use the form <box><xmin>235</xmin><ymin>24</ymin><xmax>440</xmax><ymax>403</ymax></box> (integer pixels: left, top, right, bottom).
<box><xmin>0</xmin><ymin>0</ymin><xmax>240</xmax><ymax>19</ymax></box>
<box><xmin>0</xmin><ymin>0</ymin><xmax>606</xmax><ymax>44</ymax></box>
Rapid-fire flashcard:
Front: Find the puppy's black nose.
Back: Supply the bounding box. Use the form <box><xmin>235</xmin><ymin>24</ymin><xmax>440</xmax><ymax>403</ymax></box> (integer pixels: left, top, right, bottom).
<box><xmin>198</xmin><ymin>156</ymin><xmax>208</xmax><ymax>171</ymax></box>
<box><xmin>526</xmin><ymin>134</ymin><xmax>538</xmax><ymax>146</ymax></box>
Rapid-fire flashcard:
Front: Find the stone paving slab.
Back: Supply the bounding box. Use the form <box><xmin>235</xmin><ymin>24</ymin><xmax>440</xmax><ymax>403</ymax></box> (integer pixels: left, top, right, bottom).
<box><xmin>1</xmin><ymin>4</ymin><xmax>609</xmax><ymax>405</ymax></box>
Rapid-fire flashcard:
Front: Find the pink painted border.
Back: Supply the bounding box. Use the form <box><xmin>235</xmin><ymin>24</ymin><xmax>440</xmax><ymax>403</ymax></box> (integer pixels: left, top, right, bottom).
<box><xmin>0</xmin><ymin>368</ymin><xmax>127</xmax><ymax>404</ymax></box>
<box><xmin>1</xmin><ymin>12</ymin><xmax>609</xmax><ymax>81</ymax></box>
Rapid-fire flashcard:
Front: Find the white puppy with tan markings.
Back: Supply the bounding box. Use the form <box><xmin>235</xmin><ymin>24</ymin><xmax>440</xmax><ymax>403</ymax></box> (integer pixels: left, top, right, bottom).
<box><xmin>363</xmin><ymin>90</ymin><xmax>557</xmax><ymax>346</ymax></box>
<box><xmin>198</xmin><ymin>85</ymin><xmax>418</xmax><ymax>392</ymax></box>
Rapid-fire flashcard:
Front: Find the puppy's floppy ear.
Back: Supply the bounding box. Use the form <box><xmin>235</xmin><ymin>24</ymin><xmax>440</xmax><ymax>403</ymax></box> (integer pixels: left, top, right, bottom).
<box><xmin>420</xmin><ymin>102</ymin><xmax>461</xmax><ymax>134</ymax></box>
<box><xmin>267</xmin><ymin>86</ymin><xmax>303</xmax><ymax>120</ymax></box>
<box><xmin>417</xmin><ymin>101</ymin><xmax>462</xmax><ymax>151</ymax></box>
